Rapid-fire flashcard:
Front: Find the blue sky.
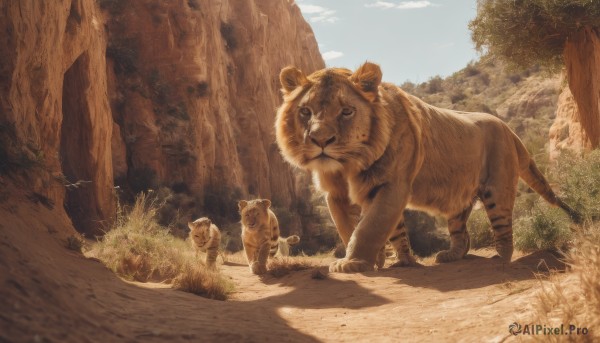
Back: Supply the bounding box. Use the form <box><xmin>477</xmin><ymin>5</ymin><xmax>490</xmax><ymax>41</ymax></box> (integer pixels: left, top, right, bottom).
<box><xmin>296</xmin><ymin>0</ymin><xmax>480</xmax><ymax>84</ymax></box>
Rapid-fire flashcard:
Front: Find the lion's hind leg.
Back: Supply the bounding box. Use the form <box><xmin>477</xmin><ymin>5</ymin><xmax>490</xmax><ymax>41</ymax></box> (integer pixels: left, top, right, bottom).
<box><xmin>480</xmin><ymin>189</ymin><xmax>514</xmax><ymax>262</ymax></box>
<box><xmin>388</xmin><ymin>220</ymin><xmax>417</xmax><ymax>267</ymax></box>
<box><xmin>435</xmin><ymin>205</ymin><xmax>473</xmax><ymax>263</ymax></box>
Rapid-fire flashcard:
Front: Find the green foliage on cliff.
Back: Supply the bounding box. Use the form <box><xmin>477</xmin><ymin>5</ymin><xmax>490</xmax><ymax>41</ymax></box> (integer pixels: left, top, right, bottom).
<box><xmin>470</xmin><ymin>0</ymin><xmax>600</xmax><ymax>70</ymax></box>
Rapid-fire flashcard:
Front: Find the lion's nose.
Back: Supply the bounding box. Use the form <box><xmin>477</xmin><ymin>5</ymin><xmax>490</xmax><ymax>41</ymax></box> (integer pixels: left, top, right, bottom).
<box><xmin>310</xmin><ymin>134</ymin><xmax>336</xmax><ymax>148</ymax></box>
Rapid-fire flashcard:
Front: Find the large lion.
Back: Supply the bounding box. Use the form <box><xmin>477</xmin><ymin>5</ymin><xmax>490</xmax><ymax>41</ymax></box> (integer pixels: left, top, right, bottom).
<box><xmin>275</xmin><ymin>62</ymin><xmax>579</xmax><ymax>273</ymax></box>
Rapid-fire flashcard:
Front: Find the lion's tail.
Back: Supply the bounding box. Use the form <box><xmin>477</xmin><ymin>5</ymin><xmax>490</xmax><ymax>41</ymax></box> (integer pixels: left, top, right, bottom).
<box><xmin>517</xmin><ymin>144</ymin><xmax>582</xmax><ymax>224</ymax></box>
<box><xmin>282</xmin><ymin>235</ymin><xmax>300</xmax><ymax>246</ymax></box>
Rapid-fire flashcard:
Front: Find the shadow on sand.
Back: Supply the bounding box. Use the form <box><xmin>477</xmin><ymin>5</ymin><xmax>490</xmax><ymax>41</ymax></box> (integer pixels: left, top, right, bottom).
<box><xmin>372</xmin><ymin>250</ymin><xmax>566</xmax><ymax>292</ymax></box>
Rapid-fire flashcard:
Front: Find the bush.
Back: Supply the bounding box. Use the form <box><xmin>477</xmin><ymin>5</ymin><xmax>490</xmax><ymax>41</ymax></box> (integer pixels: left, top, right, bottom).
<box><xmin>554</xmin><ymin>150</ymin><xmax>600</xmax><ymax>222</ymax></box>
<box><xmin>514</xmin><ymin>200</ymin><xmax>572</xmax><ymax>252</ymax></box>
<box><xmin>89</xmin><ymin>193</ymin><xmax>232</xmax><ymax>299</ymax></box>
<box><xmin>467</xmin><ymin>208</ymin><xmax>494</xmax><ymax>249</ymax></box>
<box><xmin>427</xmin><ymin>76</ymin><xmax>444</xmax><ymax>94</ymax></box>
<box><xmin>450</xmin><ymin>90</ymin><xmax>467</xmax><ymax>104</ymax></box>
<box><xmin>464</xmin><ymin>62</ymin><xmax>480</xmax><ymax>76</ymax></box>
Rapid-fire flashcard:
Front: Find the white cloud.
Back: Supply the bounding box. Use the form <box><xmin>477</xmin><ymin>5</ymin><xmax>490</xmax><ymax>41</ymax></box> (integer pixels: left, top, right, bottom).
<box><xmin>397</xmin><ymin>1</ymin><xmax>433</xmax><ymax>9</ymax></box>
<box><xmin>299</xmin><ymin>4</ymin><xmax>327</xmax><ymax>14</ymax></box>
<box><xmin>298</xmin><ymin>3</ymin><xmax>339</xmax><ymax>23</ymax></box>
<box><xmin>322</xmin><ymin>50</ymin><xmax>344</xmax><ymax>61</ymax></box>
<box><xmin>365</xmin><ymin>1</ymin><xmax>436</xmax><ymax>10</ymax></box>
<box><xmin>365</xmin><ymin>1</ymin><xmax>397</xmax><ymax>9</ymax></box>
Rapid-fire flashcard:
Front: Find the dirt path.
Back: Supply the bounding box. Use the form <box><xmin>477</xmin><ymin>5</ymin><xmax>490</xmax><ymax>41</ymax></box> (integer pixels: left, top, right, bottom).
<box><xmin>0</xmin><ymin>198</ymin><xmax>565</xmax><ymax>342</ymax></box>
<box><xmin>219</xmin><ymin>251</ymin><xmax>562</xmax><ymax>342</ymax></box>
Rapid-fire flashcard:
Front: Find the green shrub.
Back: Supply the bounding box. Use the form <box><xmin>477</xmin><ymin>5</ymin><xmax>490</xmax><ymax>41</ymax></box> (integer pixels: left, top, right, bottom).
<box><xmin>514</xmin><ymin>200</ymin><xmax>572</xmax><ymax>252</ymax></box>
<box><xmin>467</xmin><ymin>208</ymin><xmax>494</xmax><ymax>249</ymax></box>
<box><xmin>427</xmin><ymin>76</ymin><xmax>444</xmax><ymax>94</ymax></box>
<box><xmin>554</xmin><ymin>150</ymin><xmax>600</xmax><ymax>222</ymax></box>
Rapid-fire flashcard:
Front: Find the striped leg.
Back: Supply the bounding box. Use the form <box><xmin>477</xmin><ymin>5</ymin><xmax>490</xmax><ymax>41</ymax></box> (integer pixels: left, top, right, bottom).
<box><xmin>481</xmin><ymin>190</ymin><xmax>514</xmax><ymax>261</ymax></box>
<box><xmin>435</xmin><ymin>205</ymin><xmax>473</xmax><ymax>263</ymax></box>
<box><xmin>269</xmin><ymin>232</ymin><xmax>279</xmax><ymax>258</ymax></box>
<box><xmin>251</xmin><ymin>241</ymin><xmax>270</xmax><ymax>275</ymax></box>
<box><xmin>388</xmin><ymin>220</ymin><xmax>417</xmax><ymax>267</ymax></box>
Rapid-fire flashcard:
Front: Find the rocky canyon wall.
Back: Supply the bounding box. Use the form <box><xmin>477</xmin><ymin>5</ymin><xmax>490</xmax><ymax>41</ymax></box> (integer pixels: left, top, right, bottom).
<box><xmin>549</xmin><ymin>81</ymin><xmax>593</xmax><ymax>160</ymax></box>
<box><xmin>0</xmin><ymin>0</ymin><xmax>324</xmax><ymax>236</ymax></box>
<box><xmin>563</xmin><ymin>26</ymin><xmax>600</xmax><ymax>148</ymax></box>
<box><xmin>0</xmin><ymin>0</ymin><xmax>114</xmax><ymax>235</ymax></box>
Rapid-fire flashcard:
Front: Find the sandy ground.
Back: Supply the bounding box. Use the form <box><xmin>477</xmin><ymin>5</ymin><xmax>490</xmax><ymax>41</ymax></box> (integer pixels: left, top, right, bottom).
<box><xmin>0</xmin><ymin>193</ymin><xmax>566</xmax><ymax>343</ymax></box>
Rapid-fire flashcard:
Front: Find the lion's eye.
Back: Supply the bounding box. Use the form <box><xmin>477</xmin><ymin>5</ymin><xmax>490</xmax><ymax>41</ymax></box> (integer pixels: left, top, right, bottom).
<box><xmin>341</xmin><ymin>107</ymin><xmax>355</xmax><ymax>117</ymax></box>
<box><xmin>299</xmin><ymin>107</ymin><xmax>312</xmax><ymax>117</ymax></box>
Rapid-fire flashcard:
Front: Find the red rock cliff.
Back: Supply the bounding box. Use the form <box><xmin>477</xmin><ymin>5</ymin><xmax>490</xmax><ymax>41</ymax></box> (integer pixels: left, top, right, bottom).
<box><xmin>0</xmin><ymin>0</ymin><xmax>324</xmax><ymax>236</ymax></box>
<box><xmin>0</xmin><ymin>0</ymin><xmax>114</xmax><ymax>235</ymax></box>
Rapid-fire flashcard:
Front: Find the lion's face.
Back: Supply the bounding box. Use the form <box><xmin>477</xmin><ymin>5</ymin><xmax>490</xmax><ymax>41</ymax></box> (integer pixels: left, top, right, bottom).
<box><xmin>188</xmin><ymin>217</ymin><xmax>212</xmax><ymax>246</ymax></box>
<box><xmin>275</xmin><ymin>62</ymin><xmax>392</xmax><ymax>173</ymax></box>
<box><xmin>238</xmin><ymin>199</ymin><xmax>271</xmax><ymax>229</ymax></box>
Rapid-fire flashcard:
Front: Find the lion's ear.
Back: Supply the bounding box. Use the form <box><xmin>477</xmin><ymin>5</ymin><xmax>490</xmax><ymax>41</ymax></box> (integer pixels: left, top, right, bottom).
<box><xmin>238</xmin><ymin>200</ymin><xmax>248</xmax><ymax>212</ymax></box>
<box><xmin>260</xmin><ymin>199</ymin><xmax>272</xmax><ymax>209</ymax></box>
<box><xmin>350</xmin><ymin>62</ymin><xmax>382</xmax><ymax>102</ymax></box>
<box><xmin>280</xmin><ymin>66</ymin><xmax>308</xmax><ymax>94</ymax></box>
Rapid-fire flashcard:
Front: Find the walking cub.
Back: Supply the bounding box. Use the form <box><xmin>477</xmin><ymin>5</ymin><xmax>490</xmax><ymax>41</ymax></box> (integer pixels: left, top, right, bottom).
<box><xmin>188</xmin><ymin>217</ymin><xmax>221</xmax><ymax>269</ymax></box>
<box><xmin>238</xmin><ymin>199</ymin><xmax>300</xmax><ymax>275</ymax></box>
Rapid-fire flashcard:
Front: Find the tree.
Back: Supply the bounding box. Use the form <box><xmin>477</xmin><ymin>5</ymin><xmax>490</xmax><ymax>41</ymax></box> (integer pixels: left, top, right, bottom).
<box><xmin>470</xmin><ymin>0</ymin><xmax>600</xmax><ymax>148</ymax></box>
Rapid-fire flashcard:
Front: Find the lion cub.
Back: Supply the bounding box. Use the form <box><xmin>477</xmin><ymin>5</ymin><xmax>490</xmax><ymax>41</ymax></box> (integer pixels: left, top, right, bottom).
<box><xmin>238</xmin><ymin>199</ymin><xmax>300</xmax><ymax>275</ymax></box>
<box><xmin>188</xmin><ymin>217</ymin><xmax>221</xmax><ymax>269</ymax></box>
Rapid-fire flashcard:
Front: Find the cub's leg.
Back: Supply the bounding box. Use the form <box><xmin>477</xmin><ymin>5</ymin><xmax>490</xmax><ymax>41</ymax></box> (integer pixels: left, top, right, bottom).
<box><xmin>480</xmin><ymin>189</ymin><xmax>514</xmax><ymax>261</ymax></box>
<box><xmin>205</xmin><ymin>247</ymin><xmax>218</xmax><ymax>269</ymax></box>
<box><xmin>269</xmin><ymin>224</ymin><xmax>280</xmax><ymax>258</ymax></box>
<box><xmin>244</xmin><ymin>244</ymin><xmax>257</xmax><ymax>270</ymax></box>
<box><xmin>388</xmin><ymin>219</ymin><xmax>417</xmax><ymax>267</ymax></box>
<box><xmin>251</xmin><ymin>241</ymin><xmax>270</xmax><ymax>275</ymax></box>
<box><xmin>435</xmin><ymin>205</ymin><xmax>473</xmax><ymax>263</ymax></box>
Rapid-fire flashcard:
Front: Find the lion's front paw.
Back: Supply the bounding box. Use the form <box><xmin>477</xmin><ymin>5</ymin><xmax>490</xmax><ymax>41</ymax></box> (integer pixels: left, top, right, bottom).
<box><xmin>250</xmin><ymin>262</ymin><xmax>267</xmax><ymax>275</ymax></box>
<box><xmin>389</xmin><ymin>253</ymin><xmax>417</xmax><ymax>268</ymax></box>
<box><xmin>329</xmin><ymin>258</ymin><xmax>374</xmax><ymax>273</ymax></box>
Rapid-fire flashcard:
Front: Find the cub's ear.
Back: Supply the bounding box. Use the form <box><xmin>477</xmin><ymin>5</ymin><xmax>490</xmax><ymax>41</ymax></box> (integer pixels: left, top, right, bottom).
<box><xmin>187</xmin><ymin>222</ymin><xmax>194</xmax><ymax>230</ymax></box>
<box><xmin>260</xmin><ymin>199</ymin><xmax>272</xmax><ymax>209</ymax></box>
<box><xmin>238</xmin><ymin>200</ymin><xmax>248</xmax><ymax>212</ymax></box>
<box><xmin>280</xmin><ymin>66</ymin><xmax>308</xmax><ymax>94</ymax></box>
<box><xmin>203</xmin><ymin>218</ymin><xmax>212</xmax><ymax>226</ymax></box>
<box><xmin>349</xmin><ymin>62</ymin><xmax>382</xmax><ymax>102</ymax></box>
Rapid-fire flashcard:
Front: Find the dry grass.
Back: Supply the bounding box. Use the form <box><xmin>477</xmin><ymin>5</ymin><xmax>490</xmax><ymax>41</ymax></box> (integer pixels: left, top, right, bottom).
<box><xmin>173</xmin><ymin>264</ymin><xmax>233</xmax><ymax>300</ymax></box>
<box><xmin>532</xmin><ymin>223</ymin><xmax>600</xmax><ymax>342</ymax></box>
<box><xmin>224</xmin><ymin>251</ymin><xmax>324</xmax><ymax>277</ymax></box>
<box><xmin>267</xmin><ymin>256</ymin><xmax>321</xmax><ymax>278</ymax></box>
<box><xmin>88</xmin><ymin>193</ymin><xmax>232</xmax><ymax>300</ymax></box>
